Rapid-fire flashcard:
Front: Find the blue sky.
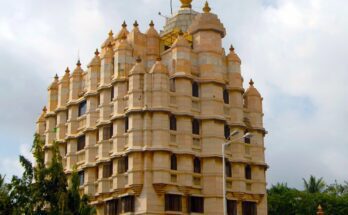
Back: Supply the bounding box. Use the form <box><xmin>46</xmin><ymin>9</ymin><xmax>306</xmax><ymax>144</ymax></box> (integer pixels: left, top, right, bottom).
<box><xmin>0</xmin><ymin>0</ymin><xmax>347</xmax><ymax>188</ymax></box>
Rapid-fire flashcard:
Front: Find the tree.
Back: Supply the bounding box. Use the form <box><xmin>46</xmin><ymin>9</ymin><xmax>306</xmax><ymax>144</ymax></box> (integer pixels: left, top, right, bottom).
<box><xmin>303</xmin><ymin>175</ymin><xmax>326</xmax><ymax>193</ymax></box>
<box><xmin>0</xmin><ymin>174</ymin><xmax>11</xmax><ymax>214</ymax></box>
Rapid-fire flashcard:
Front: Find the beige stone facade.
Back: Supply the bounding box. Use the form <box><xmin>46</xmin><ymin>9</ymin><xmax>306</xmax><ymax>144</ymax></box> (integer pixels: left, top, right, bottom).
<box><xmin>36</xmin><ymin>1</ymin><xmax>268</xmax><ymax>214</ymax></box>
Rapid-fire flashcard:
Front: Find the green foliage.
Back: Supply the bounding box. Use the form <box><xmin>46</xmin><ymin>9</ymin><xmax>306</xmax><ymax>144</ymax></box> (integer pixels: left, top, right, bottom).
<box><xmin>268</xmin><ymin>178</ymin><xmax>348</xmax><ymax>215</ymax></box>
<box><xmin>0</xmin><ymin>134</ymin><xmax>95</xmax><ymax>215</ymax></box>
<box><xmin>303</xmin><ymin>175</ymin><xmax>326</xmax><ymax>193</ymax></box>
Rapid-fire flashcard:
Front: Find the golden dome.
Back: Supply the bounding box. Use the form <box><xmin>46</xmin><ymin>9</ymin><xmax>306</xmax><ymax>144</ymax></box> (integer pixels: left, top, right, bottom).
<box><xmin>180</xmin><ymin>0</ymin><xmax>192</xmax><ymax>8</ymax></box>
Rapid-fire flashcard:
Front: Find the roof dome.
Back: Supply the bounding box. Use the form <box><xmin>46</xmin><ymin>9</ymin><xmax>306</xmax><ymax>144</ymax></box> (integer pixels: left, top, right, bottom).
<box><xmin>245</xmin><ymin>79</ymin><xmax>261</xmax><ymax>97</ymax></box>
<box><xmin>188</xmin><ymin>2</ymin><xmax>226</xmax><ymax>38</ymax></box>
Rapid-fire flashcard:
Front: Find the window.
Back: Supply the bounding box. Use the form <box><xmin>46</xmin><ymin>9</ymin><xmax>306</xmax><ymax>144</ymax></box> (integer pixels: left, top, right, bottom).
<box><xmin>105</xmin><ymin>199</ymin><xmax>118</xmax><ymax>215</ymax></box>
<box><xmin>65</xmin><ymin>142</ymin><xmax>68</xmax><ymax>156</ymax></box>
<box><xmin>224</xmin><ymin>124</ymin><xmax>230</xmax><ymax>139</ymax></box>
<box><xmin>170</xmin><ymin>78</ymin><xmax>176</xmax><ymax>92</ymax></box>
<box><xmin>223</xmin><ymin>89</ymin><xmax>229</xmax><ymax>104</ymax></box>
<box><xmin>245</xmin><ymin>165</ymin><xmax>252</xmax><ymax>180</ymax></box>
<box><xmin>193</xmin><ymin>157</ymin><xmax>201</xmax><ymax>173</ymax></box>
<box><xmin>78</xmin><ymin>100</ymin><xmax>87</xmax><ymax>116</ymax></box>
<box><xmin>118</xmin><ymin>156</ymin><xmax>128</xmax><ymax>174</ymax></box>
<box><xmin>125</xmin><ymin>116</ymin><xmax>129</xmax><ymax>133</ymax></box>
<box><xmin>242</xmin><ymin>201</ymin><xmax>257</xmax><ymax>215</ymax></box>
<box><xmin>192</xmin><ymin>82</ymin><xmax>199</xmax><ymax>97</ymax></box>
<box><xmin>95</xmin><ymin>166</ymin><xmax>99</xmax><ymax>180</ymax></box>
<box><xmin>103</xmin><ymin>124</ymin><xmax>113</xmax><ymax>140</ymax></box>
<box><xmin>121</xmin><ymin>196</ymin><xmax>135</xmax><ymax>213</ymax></box>
<box><xmin>66</xmin><ymin>110</ymin><xmax>69</xmax><ymax>121</ymax></box>
<box><xmin>192</xmin><ymin>119</ymin><xmax>200</xmax><ymax>135</ymax></box>
<box><xmin>171</xmin><ymin>154</ymin><xmax>177</xmax><ymax>170</ymax></box>
<box><xmin>170</xmin><ymin>115</ymin><xmax>177</xmax><ymax>131</ymax></box>
<box><xmin>77</xmin><ymin>135</ymin><xmax>85</xmax><ymax>151</ymax></box>
<box><xmin>78</xmin><ymin>171</ymin><xmax>84</xmax><ymax>186</ymax></box>
<box><xmin>165</xmin><ymin>194</ymin><xmax>182</xmax><ymax>211</ymax></box>
<box><xmin>244</xmin><ymin>130</ymin><xmax>251</xmax><ymax>144</ymax></box>
<box><xmin>111</xmin><ymin>87</ymin><xmax>114</xmax><ymax>101</ymax></box>
<box><xmin>226</xmin><ymin>160</ymin><xmax>232</xmax><ymax>177</ymax></box>
<box><xmin>96</xmin><ymin>129</ymin><xmax>99</xmax><ymax>143</ymax></box>
<box><xmin>188</xmin><ymin>196</ymin><xmax>204</xmax><ymax>213</ymax></box>
<box><xmin>103</xmin><ymin>161</ymin><xmax>113</xmax><ymax>178</ymax></box>
<box><xmin>227</xmin><ymin>200</ymin><xmax>237</xmax><ymax>215</ymax></box>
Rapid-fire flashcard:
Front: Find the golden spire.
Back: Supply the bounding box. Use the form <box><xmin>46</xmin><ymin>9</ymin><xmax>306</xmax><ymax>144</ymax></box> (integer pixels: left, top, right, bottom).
<box><xmin>203</xmin><ymin>1</ymin><xmax>211</xmax><ymax>13</ymax></box>
<box><xmin>76</xmin><ymin>59</ymin><xmax>81</xmax><ymax>67</ymax></box>
<box><xmin>54</xmin><ymin>74</ymin><xmax>59</xmax><ymax>80</ymax></box>
<box><xmin>65</xmin><ymin>67</ymin><xmax>70</xmax><ymax>73</ymax></box>
<box><xmin>180</xmin><ymin>0</ymin><xmax>192</xmax><ymax>8</ymax></box>
<box><xmin>249</xmin><ymin>79</ymin><xmax>254</xmax><ymax>86</ymax></box>
<box><xmin>229</xmin><ymin>45</ymin><xmax>235</xmax><ymax>52</ymax></box>
<box><xmin>149</xmin><ymin>20</ymin><xmax>154</xmax><ymax>27</ymax></box>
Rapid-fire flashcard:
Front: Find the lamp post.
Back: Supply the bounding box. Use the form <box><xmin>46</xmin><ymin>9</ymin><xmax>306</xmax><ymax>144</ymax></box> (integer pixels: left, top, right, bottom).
<box><xmin>222</xmin><ymin>131</ymin><xmax>253</xmax><ymax>215</ymax></box>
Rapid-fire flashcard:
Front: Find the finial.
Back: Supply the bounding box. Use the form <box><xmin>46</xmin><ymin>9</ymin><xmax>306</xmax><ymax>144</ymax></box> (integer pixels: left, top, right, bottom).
<box><xmin>108</xmin><ymin>30</ymin><xmax>113</xmax><ymax>37</ymax></box>
<box><xmin>203</xmin><ymin>1</ymin><xmax>211</xmax><ymax>13</ymax></box>
<box><xmin>229</xmin><ymin>45</ymin><xmax>235</xmax><ymax>52</ymax></box>
<box><xmin>249</xmin><ymin>79</ymin><xmax>254</xmax><ymax>86</ymax></box>
<box><xmin>178</xmin><ymin>29</ymin><xmax>184</xmax><ymax>36</ymax></box>
<box><xmin>76</xmin><ymin>59</ymin><xmax>81</xmax><ymax>67</ymax></box>
<box><xmin>133</xmin><ymin>20</ymin><xmax>139</xmax><ymax>27</ymax></box>
<box><xmin>149</xmin><ymin>20</ymin><xmax>154</xmax><ymax>27</ymax></box>
<box><xmin>42</xmin><ymin>106</ymin><xmax>47</xmax><ymax>112</ymax></box>
<box><xmin>180</xmin><ymin>0</ymin><xmax>192</xmax><ymax>8</ymax></box>
<box><xmin>317</xmin><ymin>205</ymin><xmax>324</xmax><ymax>215</ymax></box>
<box><xmin>54</xmin><ymin>74</ymin><xmax>59</xmax><ymax>80</ymax></box>
<box><xmin>136</xmin><ymin>56</ymin><xmax>142</xmax><ymax>63</ymax></box>
<box><xmin>65</xmin><ymin>67</ymin><xmax>70</xmax><ymax>73</ymax></box>
<box><xmin>94</xmin><ymin>48</ymin><xmax>99</xmax><ymax>56</ymax></box>
<box><xmin>122</xmin><ymin>21</ymin><xmax>127</xmax><ymax>28</ymax></box>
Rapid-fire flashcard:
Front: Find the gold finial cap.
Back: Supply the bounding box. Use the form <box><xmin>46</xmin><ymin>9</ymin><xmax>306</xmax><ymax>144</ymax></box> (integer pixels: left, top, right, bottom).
<box><xmin>203</xmin><ymin>1</ymin><xmax>211</xmax><ymax>13</ymax></box>
<box><xmin>180</xmin><ymin>0</ymin><xmax>192</xmax><ymax>8</ymax></box>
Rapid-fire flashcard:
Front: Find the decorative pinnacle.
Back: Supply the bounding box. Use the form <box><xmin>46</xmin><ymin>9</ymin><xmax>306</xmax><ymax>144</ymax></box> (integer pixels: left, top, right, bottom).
<box><xmin>178</xmin><ymin>29</ymin><xmax>184</xmax><ymax>36</ymax></box>
<box><xmin>136</xmin><ymin>56</ymin><xmax>142</xmax><ymax>63</ymax></box>
<box><xmin>94</xmin><ymin>48</ymin><xmax>99</xmax><ymax>56</ymax></box>
<box><xmin>229</xmin><ymin>45</ymin><xmax>235</xmax><ymax>52</ymax></box>
<box><xmin>108</xmin><ymin>30</ymin><xmax>113</xmax><ymax>37</ymax></box>
<box><xmin>54</xmin><ymin>74</ymin><xmax>59</xmax><ymax>80</ymax></box>
<box><xmin>133</xmin><ymin>20</ymin><xmax>139</xmax><ymax>27</ymax></box>
<box><xmin>122</xmin><ymin>21</ymin><xmax>127</xmax><ymax>28</ymax></box>
<box><xmin>42</xmin><ymin>106</ymin><xmax>47</xmax><ymax>112</ymax></box>
<box><xmin>180</xmin><ymin>0</ymin><xmax>192</xmax><ymax>8</ymax></box>
<box><xmin>76</xmin><ymin>59</ymin><xmax>81</xmax><ymax>67</ymax></box>
<box><xmin>65</xmin><ymin>67</ymin><xmax>70</xmax><ymax>73</ymax></box>
<box><xmin>149</xmin><ymin>20</ymin><xmax>154</xmax><ymax>27</ymax></box>
<box><xmin>203</xmin><ymin>1</ymin><xmax>211</xmax><ymax>13</ymax></box>
<box><xmin>249</xmin><ymin>79</ymin><xmax>254</xmax><ymax>86</ymax></box>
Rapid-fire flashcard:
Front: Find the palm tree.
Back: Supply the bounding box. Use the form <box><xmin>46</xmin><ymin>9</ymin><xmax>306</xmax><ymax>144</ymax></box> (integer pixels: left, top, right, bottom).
<box><xmin>303</xmin><ymin>175</ymin><xmax>326</xmax><ymax>193</ymax></box>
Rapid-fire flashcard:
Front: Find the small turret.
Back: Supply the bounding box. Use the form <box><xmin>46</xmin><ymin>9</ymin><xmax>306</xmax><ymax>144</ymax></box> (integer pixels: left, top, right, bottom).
<box><xmin>317</xmin><ymin>205</ymin><xmax>325</xmax><ymax>215</ymax></box>
<box><xmin>244</xmin><ymin>79</ymin><xmax>262</xmax><ymax>113</ymax></box>
<box><xmin>146</xmin><ymin>20</ymin><xmax>160</xmax><ymax>69</ymax></box>
<box><xmin>114</xmin><ymin>36</ymin><xmax>133</xmax><ymax>79</ymax></box>
<box><xmin>172</xmin><ymin>31</ymin><xmax>191</xmax><ymax>75</ymax></box>
<box><xmin>87</xmin><ymin>49</ymin><xmax>101</xmax><ymax>92</ymax></box>
<box><xmin>69</xmin><ymin>60</ymin><xmax>84</xmax><ymax>101</ymax></box>
<box><xmin>47</xmin><ymin>74</ymin><xmax>59</xmax><ymax>112</ymax></box>
<box><xmin>101</xmin><ymin>30</ymin><xmax>114</xmax><ymax>49</ymax></box>
<box><xmin>35</xmin><ymin>106</ymin><xmax>47</xmax><ymax>138</ymax></box>
<box><xmin>100</xmin><ymin>43</ymin><xmax>114</xmax><ymax>86</ymax></box>
<box><xmin>128</xmin><ymin>57</ymin><xmax>145</xmax><ymax>109</ymax></box>
<box><xmin>115</xmin><ymin>21</ymin><xmax>129</xmax><ymax>41</ymax></box>
<box><xmin>227</xmin><ymin>45</ymin><xmax>243</xmax><ymax>88</ymax></box>
<box><xmin>128</xmin><ymin>21</ymin><xmax>146</xmax><ymax>59</ymax></box>
<box><xmin>188</xmin><ymin>1</ymin><xmax>226</xmax><ymax>53</ymax></box>
<box><xmin>57</xmin><ymin>67</ymin><xmax>70</xmax><ymax>109</ymax></box>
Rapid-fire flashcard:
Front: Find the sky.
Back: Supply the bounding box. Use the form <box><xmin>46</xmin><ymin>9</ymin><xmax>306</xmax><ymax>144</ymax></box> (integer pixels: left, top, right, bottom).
<box><xmin>0</xmin><ymin>0</ymin><xmax>347</xmax><ymax>189</ymax></box>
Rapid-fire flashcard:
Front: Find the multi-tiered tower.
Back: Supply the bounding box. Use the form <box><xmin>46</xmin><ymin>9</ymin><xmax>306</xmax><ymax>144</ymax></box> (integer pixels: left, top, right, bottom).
<box><xmin>36</xmin><ymin>1</ymin><xmax>268</xmax><ymax>214</ymax></box>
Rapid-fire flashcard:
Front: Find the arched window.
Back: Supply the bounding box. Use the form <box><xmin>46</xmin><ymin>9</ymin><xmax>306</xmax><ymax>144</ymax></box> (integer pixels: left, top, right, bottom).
<box><xmin>78</xmin><ymin>100</ymin><xmax>87</xmax><ymax>116</ymax></box>
<box><xmin>224</xmin><ymin>124</ymin><xmax>230</xmax><ymax>139</ymax></box>
<box><xmin>170</xmin><ymin>115</ymin><xmax>177</xmax><ymax>131</ymax></box>
<box><xmin>171</xmin><ymin>154</ymin><xmax>177</xmax><ymax>170</ymax></box>
<box><xmin>245</xmin><ymin>165</ymin><xmax>252</xmax><ymax>180</ymax></box>
<box><xmin>192</xmin><ymin>119</ymin><xmax>200</xmax><ymax>135</ymax></box>
<box><xmin>244</xmin><ymin>130</ymin><xmax>251</xmax><ymax>144</ymax></box>
<box><xmin>223</xmin><ymin>89</ymin><xmax>229</xmax><ymax>104</ymax></box>
<box><xmin>192</xmin><ymin>82</ymin><xmax>199</xmax><ymax>97</ymax></box>
<box><xmin>193</xmin><ymin>157</ymin><xmax>201</xmax><ymax>173</ymax></box>
<box><xmin>225</xmin><ymin>160</ymin><xmax>232</xmax><ymax>177</ymax></box>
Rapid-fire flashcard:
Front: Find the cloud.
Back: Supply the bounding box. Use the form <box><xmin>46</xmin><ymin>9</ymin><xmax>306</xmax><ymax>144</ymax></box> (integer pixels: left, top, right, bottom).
<box><xmin>0</xmin><ymin>0</ymin><xmax>347</xmax><ymax>189</ymax></box>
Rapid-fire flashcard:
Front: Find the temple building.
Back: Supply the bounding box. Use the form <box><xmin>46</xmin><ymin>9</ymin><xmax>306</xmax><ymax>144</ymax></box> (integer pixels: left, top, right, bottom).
<box><xmin>36</xmin><ymin>0</ymin><xmax>268</xmax><ymax>214</ymax></box>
